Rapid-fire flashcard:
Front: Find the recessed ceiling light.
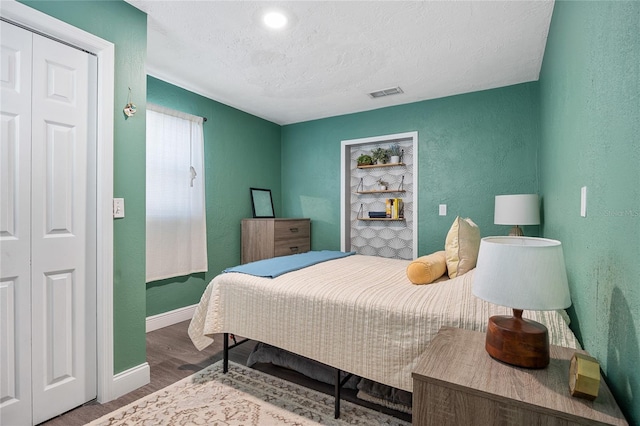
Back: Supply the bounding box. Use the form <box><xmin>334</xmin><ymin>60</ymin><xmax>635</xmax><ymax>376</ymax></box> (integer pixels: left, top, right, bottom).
<box><xmin>263</xmin><ymin>11</ymin><xmax>288</xmax><ymax>29</ymax></box>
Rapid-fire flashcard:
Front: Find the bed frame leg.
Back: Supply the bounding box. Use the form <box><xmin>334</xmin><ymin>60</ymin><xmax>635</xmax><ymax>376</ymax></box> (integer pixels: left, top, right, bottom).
<box><xmin>334</xmin><ymin>368</ymin><xmax>341</xmax><ymax>419</ymax></box>
<box><xmin>334</xmin><ymin>369</ymin><xmax>354</xmax><ymax>419</ymax></box>
<box><xmin>223</xmin><ymin>332</ymin><xmax>229</xmax><ymax>373</ymax></box>
<box><xmin>222</xmin><ymin>333</ymin><xmax>249</xmax><ymax>374</ymax></box>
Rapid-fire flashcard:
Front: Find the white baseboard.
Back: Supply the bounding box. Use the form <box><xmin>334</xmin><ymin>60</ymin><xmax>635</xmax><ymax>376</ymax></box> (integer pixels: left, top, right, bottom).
<box><xmin>111</xmin><ymin>362</ymin><xmax>150</xmax><ymax>400</ymax></box>
<box><xmin>146</xmin><ymin>304</ymin><xmax>197</xmax><ymax>333</ymax></box>
<box><xmin>105</xmin><ymin>305</ymin><xmax>196</xmax><ymax>402</ymax></box>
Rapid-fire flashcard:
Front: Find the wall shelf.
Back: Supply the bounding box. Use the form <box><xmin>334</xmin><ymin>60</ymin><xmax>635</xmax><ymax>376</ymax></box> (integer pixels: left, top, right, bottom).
<box><xmin>356</xmin><ymin>175</ymin><xmax>405</xmax><ymax>193</ymax></box>
<box><xmin>357</xmin><ymin>162</ymin><xmax>405</xmax><ymax>169</ymax></box>
<box><xmin>356</xmin><ymin>190</ymin><xmax>406</xmax><ymax>194</ymax></box>
<box><xmin>357</xmin><ymin>203</ymin><xmax>404</xmax><ymax>221</ymax></box>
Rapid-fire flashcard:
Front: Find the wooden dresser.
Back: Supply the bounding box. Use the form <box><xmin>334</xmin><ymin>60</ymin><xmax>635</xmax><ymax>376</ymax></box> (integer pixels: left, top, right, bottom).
<box><xmin>241</xmin><ymin>218</ymin><xmax>310</xmax><ymax>264</ymax></box>
<box><xmin>412</xmin><ymin>327</ymin><xmax>628</xmax><ymax>426</ymax></box>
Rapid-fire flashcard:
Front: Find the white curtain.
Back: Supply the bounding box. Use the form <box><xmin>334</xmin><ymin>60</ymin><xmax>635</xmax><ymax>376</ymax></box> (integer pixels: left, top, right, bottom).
<box><xmin>146</xmin><ymin>103</ymin><xmax>207</xmax><ymax>282</ymax></box>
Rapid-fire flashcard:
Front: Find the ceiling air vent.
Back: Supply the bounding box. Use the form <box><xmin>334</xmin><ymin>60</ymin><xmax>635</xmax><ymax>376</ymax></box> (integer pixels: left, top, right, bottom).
<box><xmin>368</xmin><ymin>86</ymin><xmax>404</xmax><ymax>99</ymax></box>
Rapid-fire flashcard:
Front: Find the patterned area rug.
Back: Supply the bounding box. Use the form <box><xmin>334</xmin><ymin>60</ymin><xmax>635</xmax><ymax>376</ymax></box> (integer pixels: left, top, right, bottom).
<box><xmin>87</xmin><ymin>361</ymin><xmax>410</xmax><ymax>425</ymax></box>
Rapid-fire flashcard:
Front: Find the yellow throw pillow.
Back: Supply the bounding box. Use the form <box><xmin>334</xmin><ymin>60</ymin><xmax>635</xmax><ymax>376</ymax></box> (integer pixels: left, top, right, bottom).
<box><xmin>406</xmin><ymin>251</ymin><xmax>447</xmax><ymax>284</ymax></box>
<box><xmin>445</xmin><ymin>217</ymin><xmax>480</xmax><ymax>278</ymax></box>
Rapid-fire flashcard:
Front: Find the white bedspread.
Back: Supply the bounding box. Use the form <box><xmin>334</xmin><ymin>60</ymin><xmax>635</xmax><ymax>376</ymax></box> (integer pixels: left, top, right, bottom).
<box><xmin>188</xmin><ymin>254</ymin><xmax>579</xmax><ymax>392</ymax></box>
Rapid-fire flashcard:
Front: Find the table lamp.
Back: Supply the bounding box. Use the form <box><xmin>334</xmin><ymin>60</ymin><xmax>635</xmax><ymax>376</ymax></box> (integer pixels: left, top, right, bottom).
<box><xmin>472</xmin><ymin>236</ymin><xmax>571</xmax><ymax>368</ymax></box>
<box><xmin>494</xmin><ymin>194</ymin><xmax>540</xmax><ymax>236</ymax></box>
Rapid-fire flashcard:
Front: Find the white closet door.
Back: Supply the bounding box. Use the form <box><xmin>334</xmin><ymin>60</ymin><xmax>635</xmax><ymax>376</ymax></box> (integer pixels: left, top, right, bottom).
<box><xmin>30</xmin><ymin>30</ymin><xmax>97</xmax><ymax>425</ymax></box>
<box><xmin>0</xmin><ymin>21</ymin><xmax>34</xmax><ymax>426</ymax></box>
<box><xmin>0</xmin><ymin>21</ymin><xmax>97</xmax><ymax>425</ymax></box>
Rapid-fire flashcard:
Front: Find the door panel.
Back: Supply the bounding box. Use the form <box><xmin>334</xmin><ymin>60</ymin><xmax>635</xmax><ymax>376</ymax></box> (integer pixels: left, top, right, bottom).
<box><xmin>44</xmin><ymin>122</ymin><xmax>76</xmax><ymax>235</ymax></box>
<box><xmin>43</xmin><ymin>270</ymin><xmax>74</xmax><ymax>387</ymax></box>
<box><xmin>31</xmin><ymin>32</ymin><xmax>97</xmax><ymax>425</ymax></box>
<box><xmin>0</xmin><ymin>22</ymin><xmax>33</xmax><ymax>426</ymax></box>
<box><xmin>0</xmin><ymin>20</ymin><xmax>97</xmax><ymax>425</ymax></box>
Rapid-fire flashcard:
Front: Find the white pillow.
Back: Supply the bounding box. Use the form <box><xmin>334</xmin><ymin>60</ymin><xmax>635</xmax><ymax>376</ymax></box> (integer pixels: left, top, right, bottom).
<box><xmin>445</xmin><ymin>217</ymin><xmax>480</xmax><ymax>278</ymax></box>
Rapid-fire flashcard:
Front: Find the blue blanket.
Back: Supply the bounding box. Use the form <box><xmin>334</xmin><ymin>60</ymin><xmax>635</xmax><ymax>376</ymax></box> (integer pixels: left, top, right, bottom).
<box><xmin>224</xmin><ymin>250</ymin><xmax>355</xmax><ymax>278</ymax></box>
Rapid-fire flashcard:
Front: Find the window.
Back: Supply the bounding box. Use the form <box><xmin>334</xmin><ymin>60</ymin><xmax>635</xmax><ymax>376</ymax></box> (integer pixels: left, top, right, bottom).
<box><xmin>146</xmin><ymin>104</ymin><xmax>207</xmax><ymax>282</ymax></box>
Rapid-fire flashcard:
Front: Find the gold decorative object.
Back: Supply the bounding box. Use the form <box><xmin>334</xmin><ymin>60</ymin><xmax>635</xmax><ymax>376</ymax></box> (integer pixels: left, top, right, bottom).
<box><xmin>569</xmin><ymin>352</ymin><xmax>600</xmax><ymax>400</ymax></box>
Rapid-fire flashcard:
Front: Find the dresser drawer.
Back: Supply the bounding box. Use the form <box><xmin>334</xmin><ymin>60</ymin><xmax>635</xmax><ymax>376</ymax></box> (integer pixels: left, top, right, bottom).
<box><xmin>274</xmin><ymin>237</ymin><xmax>310</xmax><ymax>257</ymax></box>
<box><xmin>274</xmin><ymin>219</ymin><xmax>310</xmax><ymax>240</ymax></box>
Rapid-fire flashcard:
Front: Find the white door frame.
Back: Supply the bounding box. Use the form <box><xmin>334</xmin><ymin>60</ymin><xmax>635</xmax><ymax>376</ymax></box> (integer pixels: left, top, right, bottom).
<box><xmin>340</xmin><ymin>131</ymin><xmax>419</xmax><ymax>257</ymax></box>
<box><xmin>1</xmin><ymin>1</ymin><xmax>116</xmax><ymax>403</ymax></box>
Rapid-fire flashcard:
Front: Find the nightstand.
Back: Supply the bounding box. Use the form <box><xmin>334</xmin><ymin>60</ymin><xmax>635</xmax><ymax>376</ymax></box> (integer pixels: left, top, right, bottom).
<box><xmin>412</xmin><ymin>327</ymin><xmax>628</xmax><ymax>426</ymax></box>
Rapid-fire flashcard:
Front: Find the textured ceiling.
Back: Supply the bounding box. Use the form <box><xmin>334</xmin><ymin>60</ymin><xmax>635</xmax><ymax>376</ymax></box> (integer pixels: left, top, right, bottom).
<box><xmin>126</xmin><ymin>1</ymin><xmax>555</xmax><ymax>125</ymax></box>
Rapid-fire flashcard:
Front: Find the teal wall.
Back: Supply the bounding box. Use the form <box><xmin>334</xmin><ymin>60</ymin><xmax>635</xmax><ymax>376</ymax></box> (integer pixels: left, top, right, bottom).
<box><xmin>19</xmin><ymin>0</ymin><xmax>149</xmax><ymax>374</ymax></box>
<box><xmin>539</xmin><ymin>1</ymin><xmax>639</xmax><ymax>424</ymax></box>
<box><xmin>282</xmin><ymin>83</ymin><xmax>542</xmax><ymax>255</ymax></box>
<box><xmin>146</xmin><ymin>76</ymin><xmax>281</xmax><ymax>316</ymax></box>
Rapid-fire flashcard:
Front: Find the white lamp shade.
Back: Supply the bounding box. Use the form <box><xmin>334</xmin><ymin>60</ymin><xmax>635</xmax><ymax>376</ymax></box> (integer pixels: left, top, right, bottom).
<box><xmin>472</xmin><ymin>236</ymin><xmax>571</xmax><ymax>310</ymax></box>
<box><xmin>494</xmin><ymin>194</ymin><xmax>540</xmax><ymax>225</ymax></box>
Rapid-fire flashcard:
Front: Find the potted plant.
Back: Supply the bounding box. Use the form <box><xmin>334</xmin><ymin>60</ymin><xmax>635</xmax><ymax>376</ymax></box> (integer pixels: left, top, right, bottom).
<box><xmin>371</xmin><ymin>147</ymin><xmax>389</xmax><ymax>165</ymax></box>
<box><xmin>388</xmin><ymin>143</ymin><xmax>401</xmax><ymax>163</ymax></box>
<box><xmin>376</xmin><ymin>178</ymin><xmax>388</xmax><ymax>190</ymax></box>
<box><xmin>357</xmin><ymin>154</ymin><xmax>373</xmax><ymax>166</ymax></box>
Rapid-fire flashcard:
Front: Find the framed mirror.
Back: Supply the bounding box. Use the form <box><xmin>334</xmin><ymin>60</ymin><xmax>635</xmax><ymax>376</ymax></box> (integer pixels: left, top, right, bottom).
<box><xmin>250</xmin><ymin>187</ymin><xmax>275</xmax><ymax>218</ymax></box>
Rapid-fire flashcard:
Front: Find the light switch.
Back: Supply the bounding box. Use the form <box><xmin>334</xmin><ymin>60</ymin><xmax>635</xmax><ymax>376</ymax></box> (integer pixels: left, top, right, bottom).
<box><xmin>580</xmin><ymin>187</ymin><xmax>587</xmax><ymax>218</ymax></box>
<box><xmin>439</xmin><ymin>204</ymin><xmax>447</xmax><ymax>216</ymax></box>
<box><xmin>113</xmin><ymin>198</ymin><xmax>125</xmax><ymax>218</ymax></box>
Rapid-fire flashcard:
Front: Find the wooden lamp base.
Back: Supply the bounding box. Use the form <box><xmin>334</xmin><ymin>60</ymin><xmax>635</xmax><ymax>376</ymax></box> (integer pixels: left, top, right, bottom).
<box><xmin>485</xmin><ymin>309</ymin><xmax>550</xmax><ymax>369</ymax></box>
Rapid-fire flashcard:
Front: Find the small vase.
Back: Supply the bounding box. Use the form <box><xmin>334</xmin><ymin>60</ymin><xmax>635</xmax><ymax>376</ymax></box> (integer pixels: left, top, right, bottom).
<box><xmin>390</xmin><ymin>155</ymin><xmax>400</xmax><ymax>164</ymax></box>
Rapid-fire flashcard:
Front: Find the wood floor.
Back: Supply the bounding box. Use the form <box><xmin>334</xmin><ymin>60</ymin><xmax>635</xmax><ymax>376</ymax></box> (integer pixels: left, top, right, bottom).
<box><xmin>41</xmin><ymin>320</ymin><xmax>411</xmax><ymax>425</ymax></box>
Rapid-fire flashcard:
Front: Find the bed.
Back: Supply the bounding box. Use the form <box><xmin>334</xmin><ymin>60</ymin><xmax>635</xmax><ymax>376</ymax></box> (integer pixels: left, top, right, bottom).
<box><xmin>188</xmin><ymin>252</ymin><xmax>579</xmax><ymax>396</ymax></box>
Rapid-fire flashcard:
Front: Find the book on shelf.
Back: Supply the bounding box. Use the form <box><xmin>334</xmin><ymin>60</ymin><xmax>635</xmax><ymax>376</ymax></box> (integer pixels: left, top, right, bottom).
<box><xmin>368</xmin><ymin>211</ymin><xmax>387</xmax><ymax>218</ymax></box>
<box><xmin>385</xmin><ymin>198</ymin><xmax>404</xmax><ymax>219</ymax></box>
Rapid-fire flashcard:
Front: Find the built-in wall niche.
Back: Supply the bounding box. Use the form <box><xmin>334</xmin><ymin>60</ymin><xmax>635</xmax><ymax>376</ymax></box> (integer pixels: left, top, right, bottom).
<box><xmin>340</xmin><ymin>132</ymin><xmax>418</xmax><ymax>260</ymax></box>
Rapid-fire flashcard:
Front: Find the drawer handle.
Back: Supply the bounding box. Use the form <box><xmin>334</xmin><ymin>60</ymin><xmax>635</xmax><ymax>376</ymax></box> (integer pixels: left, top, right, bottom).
<box><xmin>289</xmin><ymin>227</ymin><xmax>299</xmax><ymax>233</ymax></box>
<box><xmin>290</xmin><ymin>246</ymin><xmax>299</xmax><ymax>252</ymax></box>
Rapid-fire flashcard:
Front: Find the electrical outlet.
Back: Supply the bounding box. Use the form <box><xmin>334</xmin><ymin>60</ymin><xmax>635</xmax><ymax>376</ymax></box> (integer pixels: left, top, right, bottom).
<box><xmin>580</xmin><ymin>187</ymin><xmax>587</xmax><ymax>217</ymax></box>
<box><xmin>439</xmin><ymin>204</ymin><xmax>447</xmax><ymax>216</ymax></box>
